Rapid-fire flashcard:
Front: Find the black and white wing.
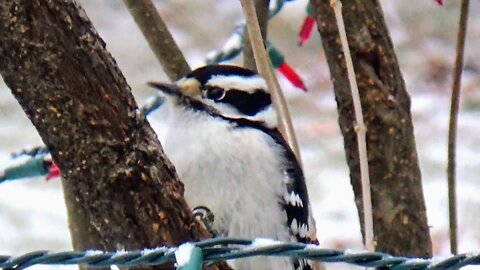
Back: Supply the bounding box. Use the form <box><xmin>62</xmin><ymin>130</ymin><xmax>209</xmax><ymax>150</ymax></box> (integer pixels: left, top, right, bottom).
<box><xmin>234</xmin><ymin>122</ymin><xmax>318</xmax><ymax>270</ymax></box>
<box><xmin>266</xmin><ymin>128</ymin><xmax>318</xmax><ymax>270</ymax></box>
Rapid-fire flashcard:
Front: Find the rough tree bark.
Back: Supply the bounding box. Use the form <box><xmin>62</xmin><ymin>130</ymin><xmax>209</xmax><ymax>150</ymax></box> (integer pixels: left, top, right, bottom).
<box><xmin>0</xmin><ymin>1</ymin><xmax>228</xmax><ymax>269</ymax></box>
<box><xmin>311</xmin><ymin>0</ymin><xmax>432</xmax><ymax>257</ymax></box>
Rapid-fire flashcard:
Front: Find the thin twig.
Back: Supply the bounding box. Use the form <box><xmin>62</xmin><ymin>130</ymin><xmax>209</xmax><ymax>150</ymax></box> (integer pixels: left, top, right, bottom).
<box><xmin>447</xmin><ymin>0</ymin><xmax>470</xmax><ymax>256</ymax></box>
<box><xmin>240</xmin><ymin>0</ymin><xmax>302</xmax><ymax>162</ymax></box>
<box><xmin>123</xmin><ymin>0</ymin><xmax>191</xmax><ymax>81</ymax></box>
<box><xmin>330</xmin><ymin>0</ymin><xmax>374</xmax><ymax>252</ymax></box>
<box><xmin>243</xmin><ymin>0</ymin><xmax>270</xmax><ymax>71</ymax></box>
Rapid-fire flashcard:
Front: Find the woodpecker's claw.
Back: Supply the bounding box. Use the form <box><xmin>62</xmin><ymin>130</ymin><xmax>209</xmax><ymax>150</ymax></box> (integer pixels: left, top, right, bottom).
<box><xmin>192</xmin><ymin>206</ymin><xmax>218</xmax><ymax>236</ymax></box>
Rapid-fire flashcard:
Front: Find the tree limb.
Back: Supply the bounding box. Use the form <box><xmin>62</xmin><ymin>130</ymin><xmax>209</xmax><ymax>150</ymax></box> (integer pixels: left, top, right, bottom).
<box><xmin>243</xmin><ymin>0</ymin><xmax>270</xmax><ymax>71</ymax></box>
<box><xmin>240</xmin><ymin>0</ymin><xmax>302</xmax><ymax>162</ymax></box>
<box><xmin>447</xmin><ymin>0</ymin><xmax>470</xmax><ymax>256</ymax></box>
<box><xmin>123</xmin><ymin>0</ymin><xmax>191</xmax><ymax>81</ymax></box>
<box><xmin>312</xmin><ymin>0</ymin><xmax>432</xmax><ymax>257</ymax></box>
<box><xmin>330</xmin><ymin>0</ymin><xmax>374</xmax><ymax>252</ymax></box>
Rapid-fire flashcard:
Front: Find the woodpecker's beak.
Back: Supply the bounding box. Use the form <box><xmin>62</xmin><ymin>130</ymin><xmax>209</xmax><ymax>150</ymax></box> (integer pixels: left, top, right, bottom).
<box><xmin>148</xmin><ymin>82</ymin><xmax>182</xmax><ymax>97</ymax></box>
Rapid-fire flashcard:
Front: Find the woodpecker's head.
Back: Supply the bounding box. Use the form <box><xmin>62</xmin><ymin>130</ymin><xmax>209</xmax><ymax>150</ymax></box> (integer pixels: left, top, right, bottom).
<box><xmin>149</xmin><ymin>65</ymin><xmax>277</xmax><ymax>127</ymax></box>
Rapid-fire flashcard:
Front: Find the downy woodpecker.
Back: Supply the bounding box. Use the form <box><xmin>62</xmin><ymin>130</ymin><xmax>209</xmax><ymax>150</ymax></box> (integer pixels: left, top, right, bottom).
<box><xmin>149</xmin><ymin>65</ymin><xmax>318</xmax><ymax>270</ymax></box>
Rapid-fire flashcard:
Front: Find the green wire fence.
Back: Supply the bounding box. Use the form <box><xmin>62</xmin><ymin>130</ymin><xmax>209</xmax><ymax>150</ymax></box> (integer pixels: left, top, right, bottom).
<box><xmin>1</xmin><ymin>237</ymin><xmax>479</xmax><ymax>270</ymax></box>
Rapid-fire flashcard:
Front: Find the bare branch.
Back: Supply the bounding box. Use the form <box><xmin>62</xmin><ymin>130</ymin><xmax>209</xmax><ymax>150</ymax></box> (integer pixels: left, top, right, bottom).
<box><xmin>240</xmin><ymin>0</ymin><xmax>302</xmax><ymax>162</ymax></box>
<box><xmin>312</xmin><ymin>0</ymin><xmax>432</xmax><ymax>257</ymax></box>
<box><xmin>330</xmin><ymin>0</ymin><xmax>374</xmax><ymax>252</ymax></box>
<box><xmin>123</xmin><ymin>0</ymin><xmax>191</xmax><ymax>81</ymax></box>
<box><xmin>243</xmin><ymin>0</ymin><xmax>270</xmax><ymax>71</ymax></box>
<box><xmin>447</xmin><ymin>0</ymin><xmax>470</xmax><ymax>256</ymax></box>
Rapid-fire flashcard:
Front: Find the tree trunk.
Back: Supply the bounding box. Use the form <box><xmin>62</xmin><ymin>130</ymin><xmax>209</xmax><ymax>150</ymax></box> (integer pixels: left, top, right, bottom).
<box><xmin>311</xmin><ymin>0</ymin><xmax>432</xmax><ymax>257</ymax></box>
<box><xmin>0</xmin><ymin>1</ymin><xmax>227</xmax><ymax>269</ymax></box>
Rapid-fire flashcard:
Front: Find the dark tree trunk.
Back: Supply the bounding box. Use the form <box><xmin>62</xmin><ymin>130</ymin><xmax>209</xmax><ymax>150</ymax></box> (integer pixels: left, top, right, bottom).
<box><xmin>0</xmin><ymin>1</ymin><xmax>227</xmax><ymax>269</ymax></box>
<box><xmin>311</xmin><ymin>0</ymin><xmax>432</xmax><ymax>257</ymax></box>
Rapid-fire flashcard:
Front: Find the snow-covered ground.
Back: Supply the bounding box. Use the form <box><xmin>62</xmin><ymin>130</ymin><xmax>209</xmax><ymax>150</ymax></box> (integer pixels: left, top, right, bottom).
<box><xmin>1</xmin><ymin>1</ymin><xmax>480</xmax><ymax>269</ymax></box>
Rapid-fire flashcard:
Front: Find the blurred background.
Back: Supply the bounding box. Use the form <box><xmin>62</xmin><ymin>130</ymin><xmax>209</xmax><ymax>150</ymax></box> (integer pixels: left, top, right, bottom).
<box><xmin>1</xmin><ymin>1</ymin><xmax>480</xmax><ymax>269</ymax></box>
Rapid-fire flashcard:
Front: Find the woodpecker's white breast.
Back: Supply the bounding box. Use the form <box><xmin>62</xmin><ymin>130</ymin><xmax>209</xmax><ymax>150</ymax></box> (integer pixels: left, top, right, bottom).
<box><xmin>162</xmin><ymin>103</ymin><xmax>295</xmax><ymax>269</ymax></box>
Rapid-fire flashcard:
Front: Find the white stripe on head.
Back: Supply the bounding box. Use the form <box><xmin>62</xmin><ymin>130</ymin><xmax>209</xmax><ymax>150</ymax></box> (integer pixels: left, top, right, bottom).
<box><xmin>250</xmin><ymin>105</ymin><xmax>277</xmax><ymax>128</ymax></box>
<box><xmin>206</xmin><ymin>75</ymin><xmax>268</xmax><ymax>93</ymax></box>
<box><xmin>202</xmin><ymin>98</ymin><xmax>278</xmax><ymax>129</ymax></box>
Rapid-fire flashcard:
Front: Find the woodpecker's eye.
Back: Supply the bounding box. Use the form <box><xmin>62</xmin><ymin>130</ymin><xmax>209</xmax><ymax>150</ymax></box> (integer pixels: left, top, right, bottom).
<box><xmin>204</xmin><ymin>87</ymin><xmax>226</xmax><ymax>101</ymax></box>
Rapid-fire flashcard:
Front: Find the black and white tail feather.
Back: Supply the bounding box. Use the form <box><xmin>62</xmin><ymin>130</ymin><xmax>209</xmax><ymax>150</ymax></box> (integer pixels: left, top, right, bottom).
<box><xmin>150</xmin><ymin>65</ymin><xmax>318</xmax><ymax>270</ymax></box>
